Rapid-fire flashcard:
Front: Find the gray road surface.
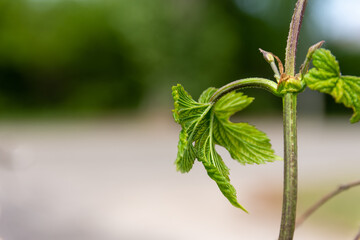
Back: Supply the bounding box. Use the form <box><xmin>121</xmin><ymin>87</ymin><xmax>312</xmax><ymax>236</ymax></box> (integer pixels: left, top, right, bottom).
<box><xmin>0</xmin><ymin>114</ymin><xmax>359</xmax><ymax>240</ymax></box>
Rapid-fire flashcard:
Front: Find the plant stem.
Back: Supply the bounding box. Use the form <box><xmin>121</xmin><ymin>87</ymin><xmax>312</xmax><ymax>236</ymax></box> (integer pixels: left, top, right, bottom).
<box><xmin>279</xmin><ymin>0</ymin><xmax>307</xmax><ymax>238</ymax></box>
<box><xmin>279</xmin><ymin>93</ymin><xmax>298</xmax><ymax>240</ymax></box>
<box><xmin>296</xmin><ymin>180</ymin><xmax>360</xmax><ymax>228</ymax></box>
<box><xmin>285</xmin><ymin>0</ymin><xmax>308</xmax><ymax>76</ymax></box>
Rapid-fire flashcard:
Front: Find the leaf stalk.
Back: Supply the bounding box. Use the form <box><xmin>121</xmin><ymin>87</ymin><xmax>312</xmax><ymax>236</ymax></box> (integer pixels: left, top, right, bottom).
<box><xmin>209</xmin><ymin>77</ymin><xmax>281</xmax><ymax>103</ymax></box>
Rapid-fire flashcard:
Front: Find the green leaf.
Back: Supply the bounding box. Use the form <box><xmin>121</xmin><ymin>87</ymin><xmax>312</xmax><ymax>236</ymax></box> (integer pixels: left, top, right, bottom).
<box><xmin>304</xmin><ymin>49</ymin><xmax>360</xmax><ymax>123</ymax></box>
<box><xmin>214</xmin><ymin>91</ymin><xmax>253</xmax><ymax>116</ymax></box>
<box><xmin>172</xmin><ymin>84</ymin><xmax>280</xmax><ymax>211</ymax></box>
<box><xmin>175</xmin><ymin>129</ymin><xmax>196</xmax><ymax>173</ymax></box>
<box><xmin>213</xmin><ymin>91</ymin><xmax>282</xmax><ymax>164</ymax></box>
<box><xmin>195</xmin><ymin>119</ymin><xmax>230</xmax><ymax>180</ymax></box>
<box><xmin>172</xmin><ymin>84</ymin><xmax>212</xmax><ymax>173</ymax></box>
<box><xmin>198</xmin><ymin>87</ymin><xmax>217</xmax><ymax>103</ymax></box>
<box><xmin>201</xmin><ymin>156</ymin><xmax>247</xmax><ymax>211</ymax></box>
<box><xmin>194</xmin><ymin>121</ymin><xmax>246</xmax><ymax>211</ymax></box>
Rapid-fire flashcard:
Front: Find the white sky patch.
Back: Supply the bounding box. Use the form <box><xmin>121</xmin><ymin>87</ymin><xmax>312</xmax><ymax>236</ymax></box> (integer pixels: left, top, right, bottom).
<box><xmin>312</xmin><ymin>0</ymin><xmax>360</xmax><ymax>47</ymax></box>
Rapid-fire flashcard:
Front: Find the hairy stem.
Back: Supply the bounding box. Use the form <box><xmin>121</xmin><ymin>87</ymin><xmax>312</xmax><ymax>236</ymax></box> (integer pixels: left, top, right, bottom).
<box><xmin>209</xmin><ymin>77</ymin><xmax>281</xmax><ymax>103</ymax></box>
<box><xmin>285</xmin><ymin>0</ymin><xmax>308</xmax><ymax>75</ymax></box>
<box><xmin>279</xmin><ymin>93</ymin><xmax>298</xmax><ymax>240</ymax></box>
<box><xmin>296</xmin><ymin>180</ymin><xmax>360</xmax><ymax>228</ymax></box>
<box><xmin>279</xmin><ymin>1</ymin><xmax>307</xmax><ymax>239</ymax></box>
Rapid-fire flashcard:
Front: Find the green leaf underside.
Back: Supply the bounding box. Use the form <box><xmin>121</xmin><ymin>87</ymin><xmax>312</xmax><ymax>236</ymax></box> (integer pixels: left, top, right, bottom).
<box><xmin>304</xmin><ymin>49</ymin><xmax>360</xmax><ymax>123</ymax></box>
<box><xmin>172</xmin><ymin>84</ymin><xmax>280</xmax><ymax>211</ymax></box>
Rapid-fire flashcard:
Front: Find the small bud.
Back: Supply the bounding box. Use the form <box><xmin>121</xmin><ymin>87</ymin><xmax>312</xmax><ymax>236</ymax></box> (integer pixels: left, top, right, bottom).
<box><xmin>259</xmin><ymin>48</ymin><xmax>275</xmax><ymax>63</ymax></box>
<box><xmin>259</xmin><ymin>48</ymin><xmax>283</xmax><ymax>82</ymax></box>
<box><xmin>306</xmin><ymin>40</ymin><xmax>325</xmax><ymax>59</ymax></box>
<box><xmin>300</xmin><ymin>40</ymin><xmax>325</xmax><ymax>76</ymax></box>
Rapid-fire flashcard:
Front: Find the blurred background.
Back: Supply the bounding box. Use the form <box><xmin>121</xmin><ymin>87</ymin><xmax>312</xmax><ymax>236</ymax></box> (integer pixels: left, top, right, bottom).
<box><xmin>0</xmin><ymin>0</ymin><xmax>359</xmax><ymax>239</ymax></box>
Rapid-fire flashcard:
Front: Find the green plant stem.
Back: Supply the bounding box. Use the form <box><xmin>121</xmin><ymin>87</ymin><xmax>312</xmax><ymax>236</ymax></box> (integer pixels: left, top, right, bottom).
<box><xmin>279</xmin><ymin>0</ymin><xmax>307</xmax><ymax>239</ymax></box>
<box><xmin>209</xmin><ymin>77</ymin><xmax>281</xmax><ymax>103</ymax></box>
<box><xmin>279</xmin><ymin>93</ymin><xmax>298</xmax><ymax>240</ymax></box>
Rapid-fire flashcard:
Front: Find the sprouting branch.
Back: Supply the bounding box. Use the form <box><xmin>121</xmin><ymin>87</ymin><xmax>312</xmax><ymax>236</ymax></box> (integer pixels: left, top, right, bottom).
<box><xmin>285</xmin><ymin>0</ymin><xmax>308</xmax><ymax>76</ymax></box>
<box><xmin>296</xmin><ymin>180</ymin><xmax>360</xmax><ymax>228</ymax></box>
<box><xmin>259</xmin><ymin>48</ymin><xmax>282</xmax><ymax>82</ymax></box>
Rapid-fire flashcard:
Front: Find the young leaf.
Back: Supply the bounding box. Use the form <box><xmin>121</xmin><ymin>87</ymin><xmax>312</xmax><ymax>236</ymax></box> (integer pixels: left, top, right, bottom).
<box><xmin>172</xmin><ymin>84</ymin><xmax>281</xmax><ymax>211</ymax></box>
<box><xmin>213</xmin><ymin>91</ymin><xmax>282</xmax><ymax>164</ymax></box>
<box><xmin>194</xmin><ymin>121</ymin><xmax>246</xmax><ymax>211</ymax></box>
<box><xmin>172</xmin><ymin>84</ymin><xmax>212</xmax><ymax>173</ymax></box>
<box><xmin>304</xmin><ymin>49</ymin><xmax>360</xmax><ymax>123</ymax></box>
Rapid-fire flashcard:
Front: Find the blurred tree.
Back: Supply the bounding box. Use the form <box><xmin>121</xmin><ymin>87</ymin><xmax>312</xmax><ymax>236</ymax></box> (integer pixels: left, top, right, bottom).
<box><xmin>0</xmin><ymin>0</ymin><xmax>357</xmax><ymax>117</ymax></box>
<box><xmin>0</xmin><ymin>0</ymin><xmax>145</xmax><ymax>116</ymax></box>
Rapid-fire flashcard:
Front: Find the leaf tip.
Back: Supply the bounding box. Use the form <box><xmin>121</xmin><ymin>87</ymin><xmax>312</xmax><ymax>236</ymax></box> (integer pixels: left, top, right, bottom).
<box><xmin>235</xmin><ymin>203</ymin><xmax>249</xmax><ymax>213</ymax></box>
<box><xmin>350</xmin><ymin>112</ymin><xmax>360</xmax><ymax>124</ymax></box>
<box><xmin>307</xmin><ymin>41</ymin><xmax>325</xmax><ymax>57</ymax></box>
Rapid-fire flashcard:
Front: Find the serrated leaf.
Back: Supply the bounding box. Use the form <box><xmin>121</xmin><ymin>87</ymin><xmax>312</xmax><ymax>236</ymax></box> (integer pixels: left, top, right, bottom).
<box><xmin>213</xmin><ymin>121</ymin><xmax>282</xmax><ymax>165</ymax></box>
<box><xmin>201</xmin><ymin>156</ymin><xmax>247</xmax><ymax>212</ymax></box>
<box><xmin>172</xmin><ymin>84</ymin><xmax>212</xmax><ymax>173</ymax></box>
<box><xmin>304</xmin><ymin>49</ymin><xmax>360</xmax><ymax>123</ymax></box>
<box><xmin>195</xmin><ymin>120</ymin><xmax>229</xmax><ymax>179</ymax></box>
<box><xmin>172</xmin><ymin>84</ymin><xmax>280</xmax><ymax>211</ymax></box>
<box><xmin>194</xmin><ymin>122</ymin><xmax>247</xmax><ymax>211</ymax></box>
<box><xmin>213</xmin><ymin>91</ymin><xmax>282</xmax><ymax>164</ymax></box>
<box><xmin>198</xmin><ymin>87</ymin><xmax>217</xmax><ymax>104</ymax></box>
<box><xmin>172</xmin><ymin>84</ymin><xmax>211</xmax><ymax>130</ymax></box>
<box><xmin>214</xmin><ymin>91</ymin><xmax>253</xmax><ymax>116</ymax></box>
<box><xmin>175</xmin><ymin>129</ymin><xmax>196</xmax><ymax>173</ymax></box>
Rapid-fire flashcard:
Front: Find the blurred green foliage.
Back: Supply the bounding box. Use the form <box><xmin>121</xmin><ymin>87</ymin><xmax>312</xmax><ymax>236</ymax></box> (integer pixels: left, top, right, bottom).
<box><xmin>0</xmin><ymin>0</ymin><xmax>358</xmax><ymax>117</ymax></box>
<box><xmin>0</xmin><ymin>0</ymin><xmax>145</xmax><ymax>116</ymax></box>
